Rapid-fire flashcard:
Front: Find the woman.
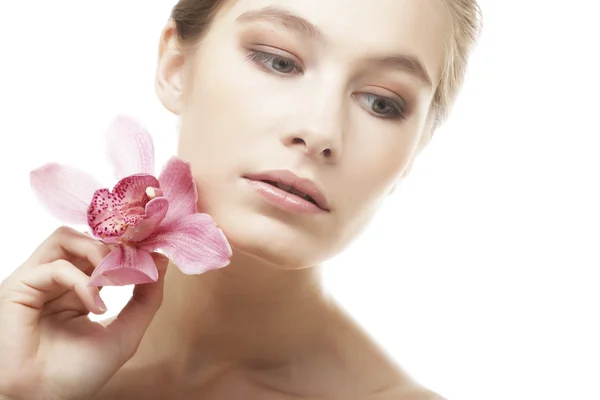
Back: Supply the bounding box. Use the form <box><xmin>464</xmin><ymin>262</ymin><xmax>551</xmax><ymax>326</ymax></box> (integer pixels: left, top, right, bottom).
<box><xmin>0</xmin><ymin>0</ymin><xmax>482</xmax><ymax>398</ymax></box>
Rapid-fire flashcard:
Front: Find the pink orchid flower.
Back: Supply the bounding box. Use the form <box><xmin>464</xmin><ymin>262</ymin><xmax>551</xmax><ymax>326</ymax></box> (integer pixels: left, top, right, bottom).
<box><xmin>29</xmin><ymin>115</ymin><xmax>232</xmax><ymax>287</ymax></box>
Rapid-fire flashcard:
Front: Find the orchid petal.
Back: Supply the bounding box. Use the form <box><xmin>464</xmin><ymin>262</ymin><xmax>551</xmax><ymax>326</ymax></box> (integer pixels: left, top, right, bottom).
<box><xmin>158</xmin><ymin>157</ymin><xmax>198</xmax><ymax>227</ymax></box>
<box><xmin>87</xmin><ymin>174</ymin><xmax>161</xmax><ymax>241</ymax></box>
<box><xmin>106</xmin><ymin>114</ymin><xmax>155</xmax><ymax>180</ymax></box>
<box><xmin>30</xmin><ymin>163</ymin><xmax>102</xmax><ymax>225</ymax></box>
<box><xmin>139</xmin><ymin>213</ymin><xmax>232</xmax><ymax>275</ymax></box>
<box><xmin>122</xmin><ymin>197</ymin><xmax>169</xmax><ymax>242</ymax></box>
<box><xmin>88</xmin><ymin>245</ymin><xmax>158</xmax><ymax>287</ymax></box>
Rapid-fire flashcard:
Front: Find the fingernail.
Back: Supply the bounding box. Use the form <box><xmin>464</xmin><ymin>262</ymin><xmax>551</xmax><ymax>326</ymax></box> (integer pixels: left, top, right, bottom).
<box><xmin>95</xmin><ymin>294</ymin><xmax>107</xmax><ymax>313</ymax></box>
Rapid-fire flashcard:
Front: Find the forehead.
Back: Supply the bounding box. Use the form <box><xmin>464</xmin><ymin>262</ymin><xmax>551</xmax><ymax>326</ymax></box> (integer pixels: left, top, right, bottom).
<box><xmin>221</xmin><ymin>0</ymin><xmax>450</xmax><ymax>86</ymax></box>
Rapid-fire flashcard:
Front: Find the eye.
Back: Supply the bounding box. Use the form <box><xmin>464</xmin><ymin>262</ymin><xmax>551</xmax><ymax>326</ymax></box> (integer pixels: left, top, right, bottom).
<box><xmin>357</xmin><ymin>93</ymin><xmax>406</xmax><ymax>120</ymax></box>
<box><xmin>246</xmin><ymin>50</ymin><xmax>302</xmax><ymax>75</ymax></box>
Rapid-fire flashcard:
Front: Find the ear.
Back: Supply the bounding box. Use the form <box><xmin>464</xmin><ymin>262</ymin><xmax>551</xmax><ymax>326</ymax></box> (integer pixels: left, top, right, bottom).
<box><xmin>155</xmin><ymin>19</ymin><xmax>187</xmax><ymax>115</ymax></box>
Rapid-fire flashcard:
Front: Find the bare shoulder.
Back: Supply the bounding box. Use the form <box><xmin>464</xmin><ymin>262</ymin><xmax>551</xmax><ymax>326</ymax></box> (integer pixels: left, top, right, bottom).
<box><xmin>328</xmin><ymin>305</ymin><xmax>446</xmax><ymax>400</ymax></box>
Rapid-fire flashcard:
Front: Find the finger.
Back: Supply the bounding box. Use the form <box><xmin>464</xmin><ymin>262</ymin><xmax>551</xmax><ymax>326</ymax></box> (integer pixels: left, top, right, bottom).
<box><xmin>152</xmin><ymin>252</ymin><xmax>170</xmax><ymax>272</ymax></box>
<box><xmin>41</xmin><ymin>290</ymin><xmax>89</xmax><ymax>317</ymax></box>
<box><xmin>3</xmin><ymin>259</ymin><xmax>107</xmax><ymax>324</ymax></box>
<box><xmin>24</xmin><ymin>226</ymin><xmax>111</xmax><ymax>270</ymax></box>
<box><xmin>41</xmin><ymin>282</ymin><xmax>107</xmax><ymax>318</ymax></box>
<box><xmin>105</xmin><ymin>253</ymin><xmax>168</xmax><ymax>360</ymax></box>
<box><xmin>42</xmin><ymin>277</ymin><xmax>107</xmax><ymax>317</ymax></box>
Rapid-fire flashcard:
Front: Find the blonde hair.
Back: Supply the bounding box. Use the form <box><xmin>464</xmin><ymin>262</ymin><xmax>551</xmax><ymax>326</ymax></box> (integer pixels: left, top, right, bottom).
<box><xmin>432</xmin><ymin>0</ymin><xmax>483</xmax><ymax>130</ymax></box>
<box><xmin>171</xmin><ymin>0</ymin><xmax>483</xmax><ymax>132</ymax></box>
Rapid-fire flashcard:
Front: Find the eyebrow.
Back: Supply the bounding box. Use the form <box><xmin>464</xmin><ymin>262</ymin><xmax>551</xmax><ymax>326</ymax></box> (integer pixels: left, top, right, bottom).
<box><xmin>370</xmin><ymin>55</ymin><xmax>433</xmax><ymax>89</ymax></box>
<box><xmin>236</xmin><ymin>6</ymin><xmax>326</xmax><ymax>42</ymax></box>
<box><xmin>236</xmin><ymin>6</ymin><xmax>433</xmax><ymax>89</ymax></box>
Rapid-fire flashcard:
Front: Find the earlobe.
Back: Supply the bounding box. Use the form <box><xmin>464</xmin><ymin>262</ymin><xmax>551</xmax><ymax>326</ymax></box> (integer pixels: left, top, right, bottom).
<box><xmin>155</xmin><ymin>19</ymin><xmax>186</xmax><ymax>115</ymax></box>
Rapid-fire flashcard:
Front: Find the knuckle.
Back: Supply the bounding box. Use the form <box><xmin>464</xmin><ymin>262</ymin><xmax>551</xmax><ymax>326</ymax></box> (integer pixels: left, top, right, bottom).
<box><xmin>56</xmin><ymin>260</ymin><xmax>88</xmax><ymax>283</ymax></box>
<box><xmin>53</xmin><ymin>225</ymin><xmax>75</xmax><ymax>238</ymax></box>
<box><xmin>49</xmin><ymin>259</ymin><xmax>75</xmax><ymax>273</ymax></box>
<box><xmin>49</xmin><ymin>263</ymin><xmax>81</xmax><ymax>288</ymax></box>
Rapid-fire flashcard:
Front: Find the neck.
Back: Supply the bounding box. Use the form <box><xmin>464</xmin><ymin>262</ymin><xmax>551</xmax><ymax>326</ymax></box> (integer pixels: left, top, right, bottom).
<box><xmin>142</xmin><ymin>250</ymin><xmax>334</xmax><ymax>370</ymax></box>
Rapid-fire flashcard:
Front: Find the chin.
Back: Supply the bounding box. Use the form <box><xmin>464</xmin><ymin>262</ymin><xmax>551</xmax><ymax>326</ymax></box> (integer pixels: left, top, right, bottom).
<box><xmin>193</xmin><ymin>175</ymin><xmax>351</xmax><ymax>270</ymax></box>
<box><xmin>212</xmin><ymin>206</ymin><xmax>333</xmax><ymax>270</ymax></box>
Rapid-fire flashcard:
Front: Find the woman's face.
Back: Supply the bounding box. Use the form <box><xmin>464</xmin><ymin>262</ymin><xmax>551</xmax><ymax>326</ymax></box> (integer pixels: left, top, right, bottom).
<box><xmin>157</xmin><ymin>0</ymin><xmax>449</xmax><ymax>268</ymax></box>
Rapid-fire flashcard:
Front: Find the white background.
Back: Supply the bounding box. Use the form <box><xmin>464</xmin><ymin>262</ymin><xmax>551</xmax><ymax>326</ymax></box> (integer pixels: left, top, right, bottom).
<box><xmin>1</xmin><ymin>1</ymin><xmax>599</xmax><ymax>399</ymax></box>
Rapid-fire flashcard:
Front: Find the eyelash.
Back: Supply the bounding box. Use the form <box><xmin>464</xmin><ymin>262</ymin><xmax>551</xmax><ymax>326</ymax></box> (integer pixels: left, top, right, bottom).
<box><xmin>246</xmin><ymin>50</ymin><xmax>407</xmax><ymax>121</ymax></box>
<box><xmin>246</xmin><ymin>50</ymin><xmax>304</xmax><ymax>74</ymax></box>
<box><xmin>357</xmin><ymin>93</ymin><xmax>407</xmax><ymax>121</ymax></box>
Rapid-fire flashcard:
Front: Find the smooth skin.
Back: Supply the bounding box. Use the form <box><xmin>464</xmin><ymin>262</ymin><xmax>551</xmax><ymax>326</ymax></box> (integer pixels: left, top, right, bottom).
<box><xmin>0</xmin><ymin>227</ymin><xmax>168</xmax><ymax>400</ymax></box>
<box><xmin>1</xmin><ymin>0</ymin><xmax>453</xmax><ymax>398</ymax></box>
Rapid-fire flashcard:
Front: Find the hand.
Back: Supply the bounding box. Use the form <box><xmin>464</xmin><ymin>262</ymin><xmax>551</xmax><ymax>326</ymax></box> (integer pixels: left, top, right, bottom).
<box><xmin>0</xmin><ymin>226</ymin><xmax>167</xmax><ymax>400</ymax></box>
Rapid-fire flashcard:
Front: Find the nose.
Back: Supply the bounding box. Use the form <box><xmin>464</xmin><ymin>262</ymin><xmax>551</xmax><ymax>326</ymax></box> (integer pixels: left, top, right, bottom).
<box><xmin>281</xmin><ymin>95</ymin><xmax>345</xmax><ymax>164</ymax></box>
<box><xmin>283</xmin><ymin>135</ymin><xmax>339</xmax><ymax>163</ymax></box>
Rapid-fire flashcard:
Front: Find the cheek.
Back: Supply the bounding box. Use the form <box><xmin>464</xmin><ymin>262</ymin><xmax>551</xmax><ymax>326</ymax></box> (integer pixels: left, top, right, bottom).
<box><xmin>329</xmin><ymin>125</ymin><xmax>421</xmax><ymax>241</ymax></box>
<box><xmin>177</xmin><ymin>54</ymin><xmax>283</xmax><ymax>160</ymax></box>
<box><xmin>346</xmin><ymin>132</ymin><xmax>417</xmax><ymax>203</ymax></box>
<box><xmin>176</xmin><ymin>78</ymin><xmax>253</xmax><ymax>175</ymax></box>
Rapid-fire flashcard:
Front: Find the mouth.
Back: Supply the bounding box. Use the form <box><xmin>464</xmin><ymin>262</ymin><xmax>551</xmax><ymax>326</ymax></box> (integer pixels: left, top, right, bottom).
<box><xmin>243</xmin><ymin>170</ymin><xmax>330</xmax><ymax>213</ymax></box>
<box><xmin>260</xmin><ymin>180</ymin><xmax>319</xmax><ymax>206</ymax></box>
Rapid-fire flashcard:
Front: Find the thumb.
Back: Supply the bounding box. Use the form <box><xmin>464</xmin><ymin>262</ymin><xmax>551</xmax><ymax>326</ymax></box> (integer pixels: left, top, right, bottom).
<box><xmin>151</xmin><ymin>252</ymin><xmax>170</xmax><ymax>271</ymax></box>
<box><xmin>105</xmin><ymin>252</ymin><xmax>169</xmax><ymax>361</ymax></box>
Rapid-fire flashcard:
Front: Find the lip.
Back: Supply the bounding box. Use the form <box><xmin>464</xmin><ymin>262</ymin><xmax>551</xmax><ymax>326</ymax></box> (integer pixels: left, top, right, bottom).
<box><xmin>243</xmin><ymin>169</ymin><xmax>330</xmax><ymax>212</ymax></box>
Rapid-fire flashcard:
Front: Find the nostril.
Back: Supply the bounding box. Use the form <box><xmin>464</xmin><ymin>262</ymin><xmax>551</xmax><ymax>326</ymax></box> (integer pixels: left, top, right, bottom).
<box><xmin>288</xmin><ymin>137</ymin><xmax>334</xmax><ymax>160</ymax></box>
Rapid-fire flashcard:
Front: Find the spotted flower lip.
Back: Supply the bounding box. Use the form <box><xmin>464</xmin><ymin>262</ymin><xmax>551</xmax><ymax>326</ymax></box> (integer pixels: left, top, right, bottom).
<box><xmin>29</xmin><ymin>114</ymin><xmax>232</xmax><ymax>287</ymax></box>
